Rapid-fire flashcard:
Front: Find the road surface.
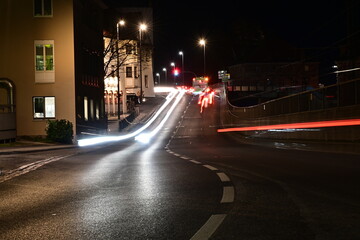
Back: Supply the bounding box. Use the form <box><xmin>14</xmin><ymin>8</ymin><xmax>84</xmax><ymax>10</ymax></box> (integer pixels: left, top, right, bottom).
<box><xmin>1</xmin><ymin>93</ymin><xmax>359</xmax><ymax>239</ymax></box>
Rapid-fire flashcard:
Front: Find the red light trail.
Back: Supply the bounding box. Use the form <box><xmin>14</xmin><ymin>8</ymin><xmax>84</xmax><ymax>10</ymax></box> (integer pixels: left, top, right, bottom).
<box><xmin>217</xmin><ymin>119</ymin><xmax>360</xmax><ymax>133</ymax></box>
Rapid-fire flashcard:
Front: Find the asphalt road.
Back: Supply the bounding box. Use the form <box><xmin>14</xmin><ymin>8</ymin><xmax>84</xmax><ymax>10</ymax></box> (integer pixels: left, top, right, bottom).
<box><xmin>0</xmin><ymin>93</ymin><xmax>359</xmax><ymax>239</ymax></box>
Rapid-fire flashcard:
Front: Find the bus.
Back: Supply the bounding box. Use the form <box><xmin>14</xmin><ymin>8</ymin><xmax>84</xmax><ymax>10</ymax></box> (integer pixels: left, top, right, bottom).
<box><xmin>192</xmin><ymin>77</ymin><xmax>209</xmax><ymax>94</ymax></box>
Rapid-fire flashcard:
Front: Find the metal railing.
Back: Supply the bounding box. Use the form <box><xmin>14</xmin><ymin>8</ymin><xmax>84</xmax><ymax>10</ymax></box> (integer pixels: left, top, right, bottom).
<box><xmin>228</xmin><ymin>78</ymin><xmax>360</xmax><ymax>118</ymax></box>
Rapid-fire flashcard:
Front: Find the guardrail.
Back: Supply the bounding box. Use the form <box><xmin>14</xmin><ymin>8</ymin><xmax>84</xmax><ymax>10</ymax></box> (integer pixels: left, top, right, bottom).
<box><xmin>228</xmin><ymin>78</ymin><xmax>360</xmax><ymax>119</ymax></box>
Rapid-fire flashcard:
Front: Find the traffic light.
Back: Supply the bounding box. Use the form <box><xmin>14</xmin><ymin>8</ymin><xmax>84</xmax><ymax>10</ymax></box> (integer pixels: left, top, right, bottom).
<box><xmin>173</xmin><ymin>68</ymin><xmax>180</xmax><ymax>76</ymax></box>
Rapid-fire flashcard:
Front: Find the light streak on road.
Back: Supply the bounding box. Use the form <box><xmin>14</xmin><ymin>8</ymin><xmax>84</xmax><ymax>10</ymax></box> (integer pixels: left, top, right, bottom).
<box><xmin>78</xmin><ymin>89</ymin><xmax>180</xmax><ymax>147</ymax></box>
<box><xmin>135</xmin><ymin>90</ymin><xmax>186</xmax><ymax>143</ymax></box>
<box><xmin>217</xmin><ymin>119</ymin><xmax>360</xmax><ymax>133</ymax></box>
<box><xmin>154</xmin><ymin>86</ymin><xmax>176</xmax><ymax>93</ymax></box>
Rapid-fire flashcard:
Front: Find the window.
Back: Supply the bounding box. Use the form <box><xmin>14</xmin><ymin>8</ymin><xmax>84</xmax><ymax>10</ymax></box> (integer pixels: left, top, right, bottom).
<box><xmin>35</xmin><ymin>42</ymin><xmax>54</xmax><ymax>71</ymax></box>
<box><xmin>89</xmin><ymin>99</ymin><xmax>94</xmax><ymax>120</ymax></box>
<box><xmin>126</xmin><ymin>67</ymin><xmax>132</xmax><ymax>78</ymax></box>
<box><xmin>145</xmin><ymin>75</ymin><xmax>148</xmax><ymax>88</ymax></box>
<box><xmin>33</xmin><ymin>96</ymin><xmax>55</xmax><ymax>119</ymax></box>
<box><xmin>125</xmin><ymin>44</ymin><xmax>133</xmax><ymax>54</ymax></box>
<box><xmin>35</xmin><ymin>40</ymin><xmax>55</xmax><ymax>83</ymax></box>
<box><xmin>134</xmin><ymin>66</ymin><xmax>138</xmax><ymax>78</ymax></box>
<box><xmin>34</xmin><ymin>0</ymin><xmax>52</xmax><ymax>17</ymax></box>
<box><xmin>95</xmin><ymin>102</ymin><xmax>100</xmax><ymax>120</ymax></box>
<box><xmin>84</xmin><ymin>97</ymin><xmax>88</xmax><ymax>121</ymax></box>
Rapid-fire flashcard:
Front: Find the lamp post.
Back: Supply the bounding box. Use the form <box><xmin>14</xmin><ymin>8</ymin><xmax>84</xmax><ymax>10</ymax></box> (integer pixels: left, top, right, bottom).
<box><xmin>139</xmin><ymin>23</ymin><xmax>147</xmax><ymax>104</ymax></box>
<box><xmin>170</xmin><ymin>62</ymin><xmax>175</xmax><ymax>86</ymax></box>
<box><xmin>179</xmin><ymin>51</ymin><xmax>184</xmax><ymax>86</ymax></box>
<box><xmin>116</xmin><ymin>19</ymin><xmax>125</xmax><ymax>120</ymax></box>
<box><xmin>155</xmin><ymin>73</ymin><xmax>160</xmax><ymax>85</ymax></box>
<box><xmin>199</xmin><ymin>38</ymin><xmax>206</xmax><ymax>77</ymax></box>
<box><xmin>162</xmin><ymin>67</ymin><xmax>167</xmax><ymax>85</ymax></box>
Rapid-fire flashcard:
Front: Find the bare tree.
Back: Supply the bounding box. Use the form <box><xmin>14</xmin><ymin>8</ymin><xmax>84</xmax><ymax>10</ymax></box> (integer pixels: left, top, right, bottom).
<box><xmin>103</xmin><ymin>37</ymin><xmax>139</xmax><ymax>80</ymax></box>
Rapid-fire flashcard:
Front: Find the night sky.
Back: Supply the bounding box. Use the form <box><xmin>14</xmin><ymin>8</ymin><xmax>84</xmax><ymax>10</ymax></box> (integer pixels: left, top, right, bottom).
<box><xmin>104</xmin><ymin>0</ymin><xmax>353</xmax><ymax>85</ymax></box>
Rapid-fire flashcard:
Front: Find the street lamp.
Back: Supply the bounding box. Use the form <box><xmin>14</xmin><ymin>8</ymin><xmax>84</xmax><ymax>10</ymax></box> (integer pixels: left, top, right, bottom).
<box><xmin>162</xmin><ymin>67</ymin><xmax>167</xmax><ymax>85</ymax></box>
<box><xmin>116</xmin><ymin>19</ymin><xmax>125</xmax><ymax>119</ymax></box>
<box><xmin>155</xmin><ymin>73</ymin><xmax>160</xmax><ymax>85</ymax></box>
<box><xmin>139</xmin><ymin>23</ymin><xmax>147</xmax><ymax>103</ymax></box>
<box><xmin>179</xmin><ymin>51</ymin><xmax>184</xmax><ymax>86</ymax></box>
<box><xmin>199</xmin><ymin>38</ymin><xmax>206</xmax><ymax>77</ymax></box>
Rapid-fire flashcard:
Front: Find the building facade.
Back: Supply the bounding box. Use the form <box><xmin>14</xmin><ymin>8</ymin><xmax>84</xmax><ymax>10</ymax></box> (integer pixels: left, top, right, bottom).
<box><xmin>103</xmin><ymin>7</ymin><xmax>155</xmax><ymax>117</ymax></box>
<box><xmin>0</xmin><ymin>0</ymin><xmax>107</xmax><ymax>141</ymax></box>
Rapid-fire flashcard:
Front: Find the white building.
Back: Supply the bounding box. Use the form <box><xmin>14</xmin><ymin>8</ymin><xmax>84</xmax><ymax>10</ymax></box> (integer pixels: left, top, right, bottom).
<box><xmin>103</xmin><ymin>8</ymin><xmax>155</xmax><ymax>117</ymax></box>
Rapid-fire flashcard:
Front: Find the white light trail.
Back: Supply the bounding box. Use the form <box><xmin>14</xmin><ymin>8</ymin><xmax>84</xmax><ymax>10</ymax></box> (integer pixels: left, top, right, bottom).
<box><xmin>78</xmin><ymin>89</ymin><xmax>180</xmax><ymax>147</ymax></box>
<box><xmin>135</xmin><ymin>90</ymin><xmax>186</xmax><ymax>143</ymax></box>
<box><xmin>154</xmin><ymin>86</ymin><xmax>176</xmax><ymax>93</ymax></box>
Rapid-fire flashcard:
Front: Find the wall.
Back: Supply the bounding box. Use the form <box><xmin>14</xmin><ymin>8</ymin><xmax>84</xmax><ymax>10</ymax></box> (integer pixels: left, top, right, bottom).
<box><xmin>0</xmin><ymin>0</ymin><xmax>76</xmax><ymax>137</ymax></box>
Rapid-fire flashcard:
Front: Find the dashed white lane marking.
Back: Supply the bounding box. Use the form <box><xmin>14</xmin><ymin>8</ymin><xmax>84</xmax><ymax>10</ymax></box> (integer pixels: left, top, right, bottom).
<box><xmin>189</xmin><ymin>160</ymin><xmax>201</xmax><ymax>164</ymax></box>
<box><xmin>166</xmin><ymin>96</ymin><xmax>233</xmax><ymax>239</ymax></box>
<box><xmin>203</xmin><ymin>165</ymin><xmax>218</xmax><ymax>171</ymax></box>
<box><xmin>221</xmin><ymin>186</ymin><xmax>235</xmax><ymax>203</ymax></box>
<box><xmin>190</xmin><ymin>214</ymin><xmax>227</xmax><ymax>240</ymax></box>
<box><xmin>216</xmin><ymin>172</ymin><xmax>230</xmax><ymax>182</ymax></box>
<box><xmin>180</xmin><ymin>156</ymin><xmax>190</xmax><ymax>160</ymax></box>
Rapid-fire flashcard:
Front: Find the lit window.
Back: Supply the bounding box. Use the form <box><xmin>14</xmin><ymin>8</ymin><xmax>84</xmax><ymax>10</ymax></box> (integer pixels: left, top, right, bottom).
<box><xmin>35</xmin><ymin>43</ymin><xmax>54</xmax><ymax>71</ymax></box>
<box><xmin>84</xmin><ymin>97</ymin><xmax>88</xmax><ymax>121</ymax></box>
<box><xmin>34</xmin><ymin>0</ymin><xmax>53</xmax><ymax>17</ymax></box>
<box><xmin>35</xmin><ymin>40</ymin><xmax>55</xmax><ymax>83</ymax></box>
<box><xmin>33</xmin><ymin>96</ymin><xmax>55</xmax><ymax>119</ymax></box>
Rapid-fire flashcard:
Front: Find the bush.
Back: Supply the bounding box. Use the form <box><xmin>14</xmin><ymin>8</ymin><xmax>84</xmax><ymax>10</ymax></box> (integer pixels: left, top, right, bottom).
<box><xmin>46</xmin><ymin>119</ymin><xmax>73</xmax><ymax>144</ymax></box>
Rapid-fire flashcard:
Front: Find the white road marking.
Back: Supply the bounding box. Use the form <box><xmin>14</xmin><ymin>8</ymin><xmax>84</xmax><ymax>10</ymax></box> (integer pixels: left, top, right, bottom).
<box><xmin>221</xmin><ymin>186</ymin><xmax>235</xmax><ymax>203</ymax></box>
<box><xmin>0</xmin><ymin>155</ymin><xmax>72</xmax><ymax>183</ymax></box>
<box><xmin>203</xmin><ymin>165</ymin><xmax>218</xmax><ymax>171</ymax></box>
<box><xmin>216</xmin><ymin>172</ymin><xmax>230</xmax><ymax>182</ymax></box>
<box><xmin>190</xmin><ymin>160</ymin><xmax>201</xmax><ymax>164</ymax></box>
<box><xmin>190</xmin><ymin>214</ymin><xmax>227</xmax><ymax>240</ymax></box>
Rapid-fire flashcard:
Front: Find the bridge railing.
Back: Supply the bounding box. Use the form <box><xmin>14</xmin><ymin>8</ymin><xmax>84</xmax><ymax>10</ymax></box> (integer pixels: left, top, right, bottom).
<box><xmin>228</xmin><ymin>78</ymin><xmax>360</xmax><ymax>119</ymax></box>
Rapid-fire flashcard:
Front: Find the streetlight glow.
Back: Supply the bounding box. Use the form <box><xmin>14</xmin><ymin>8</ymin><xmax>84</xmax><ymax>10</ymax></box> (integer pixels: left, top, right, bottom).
<box><xmin>116</xmin><ymin>18</ymin><xmax>126</xmax><ymax>119</ymax></box>
<box><xmin>162</xmin><ymin>68</ymin><xmax>168</xmax><ymax>84</ymax></box>
<box><xmin>138</xmin><ymin>23</ymin><xmax>148</xmax><ymax>103</ymax></box>
<box><xmin>170</xmin><ymin>62</ymin><xmax>176</xmax><ymax>86</ymax></box>
<box><xmin>156</xmin><ymin>73</ymin><xmax>160</xmax><ymax>85</ymax></box>
<box><xmin>140</xmin><ymin>23</ymin><xmax>147</xmax><ymax>31</ymax></box>
<box><xmin>199</xmin><ymin>38</ymin><xmax>206</xmax><ymax>76</ymax></box>
<box><xmin>179</xmin><ymin>51</ymin><xmax>184</xmax><ymax>86</ymax></box>
<box><xmin>118</xmin><ymin>19</ymin><xmax>125</xmax><ymax>26</ymax></box>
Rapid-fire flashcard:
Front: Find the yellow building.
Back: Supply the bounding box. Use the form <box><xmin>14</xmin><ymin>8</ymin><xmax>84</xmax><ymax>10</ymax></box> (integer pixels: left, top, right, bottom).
<box><xmin>0</xmin><ymin>0</ymin><xmax>107</xmax><ymax>142</ymax></box>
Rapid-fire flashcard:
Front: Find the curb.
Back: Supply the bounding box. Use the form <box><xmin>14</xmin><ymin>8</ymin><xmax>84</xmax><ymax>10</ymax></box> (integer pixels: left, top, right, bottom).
<box><xmin>0</xmin><ymin>145</ymin><xmax>77</xmax><ymax>155</ymax></box>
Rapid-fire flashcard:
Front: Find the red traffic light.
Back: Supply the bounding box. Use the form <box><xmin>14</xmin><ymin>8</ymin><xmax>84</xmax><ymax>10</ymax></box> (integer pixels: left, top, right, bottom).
<box><xmin>173</xmin><ymin>68</ymin><xmax>180</xmax><ymax>76</ymax></box>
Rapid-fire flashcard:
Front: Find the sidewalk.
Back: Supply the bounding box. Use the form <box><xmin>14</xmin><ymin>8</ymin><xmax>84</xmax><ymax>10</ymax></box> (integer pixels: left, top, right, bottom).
<box><xmin>0</xmin><ymin>95</ymin><xmax>166</xmax><ymax>155</ymax></box>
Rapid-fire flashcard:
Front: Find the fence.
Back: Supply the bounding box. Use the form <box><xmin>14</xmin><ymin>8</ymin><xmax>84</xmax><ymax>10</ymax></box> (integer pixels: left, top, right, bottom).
<box><xmin>227</xmin><ymin>78</ymin><xmax>360</xmax><ymax>119</ymax></box>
